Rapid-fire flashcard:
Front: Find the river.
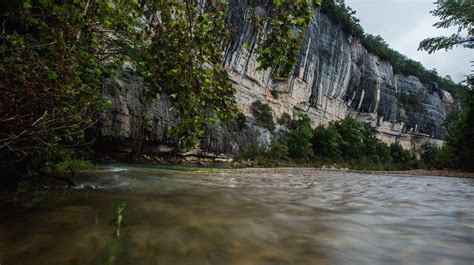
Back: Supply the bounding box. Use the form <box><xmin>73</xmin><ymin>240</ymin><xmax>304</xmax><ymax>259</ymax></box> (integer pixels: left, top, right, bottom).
<box><xmin>0</xmin><ymin>165</ymin><xmax>473</xmax><ymax>264</ymax></box>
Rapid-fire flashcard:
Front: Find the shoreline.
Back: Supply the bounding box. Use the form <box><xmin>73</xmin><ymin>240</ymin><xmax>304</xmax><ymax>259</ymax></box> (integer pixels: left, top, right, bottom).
<box><xmin>95</xmin><ymin>155</ymin><xmax>474</xmax><ymax>179</ymax></box>
<box><xmin>213</xmin><ymin>167</ymin><xmax>474</xmax><ymax>179</ymax></box>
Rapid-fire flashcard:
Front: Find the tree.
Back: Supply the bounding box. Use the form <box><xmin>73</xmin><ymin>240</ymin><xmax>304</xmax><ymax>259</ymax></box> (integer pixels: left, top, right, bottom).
<box><xmin>331</xmin><ymin>117</ymin><xmax>365</xmax><ymax>159</ymax></box>
<box><xmin>419</xmin><ymin>0</ymin><xmax>474</xmax><ymax>54</ymax></box>
<box><xmin>282</xmin><ymin>113</ymin><xmax>314</xmax><ymax>160</ymax></box>
<box><xmin>250</xmin><ymin>100</ymin><xmax>275</xmax><ymax>131</ymax></box>
<box><xmin>0</xmin><ymin>1</ymin><xmax>142</xmax><ymax>182</ymax></box>
<box><xmin>312</xmin><ymin>125</ymin><xmax>342</xmax><ymax>160</ymax></box>
<box><xmin>1</xmin><ymin>1</ymin><xmax>324</xmax><ymax>185</ymax></box>
<box><xmin>142</xmin><ymin>1</ymin><xmax>238</xmax><ymax>149</ymax></box>
<box><xmin>420</xmin><ymin>142</ymin><xmax>439</xmax><ymax>166</ymax></box>
<box><xmin>445</xmin><ymin>85</ymin><xmax>474</xmax><ymax>170</ymax></box>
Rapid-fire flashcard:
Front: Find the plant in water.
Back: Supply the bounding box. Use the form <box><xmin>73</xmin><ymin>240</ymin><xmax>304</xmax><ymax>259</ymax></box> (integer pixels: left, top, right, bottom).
<box><xmin>55</xmin><ymin>159</ymin><xmax>95</xmax><ymax>173</ymax></box>
<box><xmin>114</xmin><ymin>202</ymin><xmax>127</xmax><ymax>238</ymax></box>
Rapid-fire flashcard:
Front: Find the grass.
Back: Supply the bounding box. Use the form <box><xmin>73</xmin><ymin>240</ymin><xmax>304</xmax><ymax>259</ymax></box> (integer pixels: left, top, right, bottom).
<box><xmin>55</xmin><ymin>159</ymin><xmax>96</xmax><ymax>172</ymax></box>
<box><xmin>114</xmin><ymin>202</ymin><xmax>127</xmax><ymax>238</ymax></box>
<box><xmin>154</xmin><ymin>164</ymin><xmax>220</xmax><ymax>173</ymax></box>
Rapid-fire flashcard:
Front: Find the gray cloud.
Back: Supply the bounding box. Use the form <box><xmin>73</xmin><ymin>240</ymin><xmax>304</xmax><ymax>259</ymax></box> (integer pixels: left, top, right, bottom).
<box><xmin>345</xmin><ymin>0</ymin><xmax>472</xmax><ymax>82</ymax></box>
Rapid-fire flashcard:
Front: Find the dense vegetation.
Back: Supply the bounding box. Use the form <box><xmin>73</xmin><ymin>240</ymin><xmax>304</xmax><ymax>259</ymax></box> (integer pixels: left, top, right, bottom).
<box><xmin>1</xmin><ymin>0</ymin><xmax>141</xmax><ymax>183</ymax></box>
<box><xmin>418</xmin><ymin>84</ymin><xmax>474</xmax><ymax>172</ymax></box>
<box><xmin>251</xmin><ymin>100</ymin><xmax>276</xmax><ymax>130</ymax></box>
<box><xmin>441</xmin><ymin>80</ymin><xmax>474</xmax><ymax>171</ymax></box>
<box><xmin>417</xmin><ymin>0</ymin><xmax>473</xmax><ymax>171</ymax></box>
<box><xmin>0</xmin><ymin>0</ymin><xmax>320</xmax><ymax>184</ymax></box>
<box><xmin>247</xmin><ymin>111</ymin><xmax>421</xmax><ymax>170</ymax></box>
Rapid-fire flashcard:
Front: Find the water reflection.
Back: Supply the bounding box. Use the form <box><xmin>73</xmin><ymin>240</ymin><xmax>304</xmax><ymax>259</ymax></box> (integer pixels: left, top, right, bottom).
<box><xmin>0</xmin><ymin>166</ymin><xmax>473</xmax><ymax>264</ymax></box>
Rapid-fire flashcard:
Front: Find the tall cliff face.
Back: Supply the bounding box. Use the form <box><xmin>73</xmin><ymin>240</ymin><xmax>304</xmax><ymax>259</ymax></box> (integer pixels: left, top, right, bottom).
<box><xmin>223</xmin><ymin>2</ymin><xmax>454</xmax><ymax>149</ymax></box>
<box><xmin>96</xmin><ymin>2</ymin><xmax>454</xmax><ymax>158</ymax></box>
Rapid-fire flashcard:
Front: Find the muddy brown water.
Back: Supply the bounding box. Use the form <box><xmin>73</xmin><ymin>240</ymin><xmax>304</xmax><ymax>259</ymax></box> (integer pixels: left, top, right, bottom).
<box><xmin>0</xmin><ymin>165</ymin><xmax>473</xmax><ymax>265</ymax></box>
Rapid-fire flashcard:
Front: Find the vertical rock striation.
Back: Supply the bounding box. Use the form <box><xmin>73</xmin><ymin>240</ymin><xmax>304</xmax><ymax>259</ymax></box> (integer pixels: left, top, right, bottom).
<box><xmin>96</xmin><ymin>2</ymin><xmax>454</xmax><ymax>158</ymax></box>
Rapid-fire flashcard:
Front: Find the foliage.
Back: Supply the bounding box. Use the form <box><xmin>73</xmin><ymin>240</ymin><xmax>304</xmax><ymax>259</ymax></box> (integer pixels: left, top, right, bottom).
<box><xmin>330</xmin><ymin>117</ymin><xmax>365</xmax><ymax>159</ymax></box>
<box><xmin>251</xmin><ymin>115</ymin><xmax>421</xmax><ymax>170</ymax></box>
<box><xmin>281</xmin><ymin>113</ymin><xmax>314</xmax><ymax>160</ymax></box>
<box><xmin>444</xmin><ymin>86</ymin><xmax>474</xmax><ymax>170</ymax></box>
<box><xmin>312</xmin><ymin>125</ymin><xmax>342</xmax><ymax>159</ymax></box>
<box><xmin>250</xmin><ymin>100</ymin><xmax>276</xmax><ymax>130</ymax></box>
<box><xmin>433</xmin><ymin>145</ymin><xmax>456</xmax><ymax>169</ymax></box>
<box><xmin>320</xmin><ymin>0</ymin><xmax>364</xmax><ymax>38</ymax></box>
<box><xmin>397</xmin><ymin>92</ymin><xmax>426</xmax><ymax>114</ymax></box>
<box><xmin>420</xmin><ymin>142</ymin><xmax>439</xmax><ymax>167</ymax></box>
<box><xmin>267</xmin><ymin>139</ymin><xmax>289</xmax><ymax>160</ymax></box>
<box><xmin>142</xmin><ymin>1</ymin><xmax>238</xmax><ymax>149</ymax></box>
<box><xmin>0</xmin><ymin>0</ymin><xmax>141</xmax><ymax>172</ymax></box>
<box><xmin>55</xmin><ymin>159</ymin><xmax>95</xmax><ymax>172</ymax></box>
<box><xmin>2</xmin><ymin>1</ymin><xmax>324</xmax><ymax>182</ymax></box>
<box><xmin>256</xmin><ymin>0</ymin><xmax>322</xmax><ymax>77</ymax></box>
<box><xmin>114</xmin><ymin>202</ymin><xmax>127</xmax><ymax>238</ymax></box>
<box><xmin>236</xmin><ymin>112</ymin><xmax>248</xmax><ymax>129</ymax></box>
<box><xmin>389</xmin><ymin>143</ymin><xmax>419</xmax><ymax>169</ymax></box>
<box><xmin>278</xmin><ymin>112</ymin><xmax>292</xmax><ymax>127</ymax></box>
<box><xmin>419</xmin><ymin>0</ymin><xmax>474</xmax><ymax>54</ymax></box>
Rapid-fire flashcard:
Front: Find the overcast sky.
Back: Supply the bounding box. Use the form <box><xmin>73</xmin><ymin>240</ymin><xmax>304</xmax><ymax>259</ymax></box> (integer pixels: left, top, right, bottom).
<box><xmin>345</xmin><ymin>0</ymin><xmax>472</xmax><ymax>82</ymax></box>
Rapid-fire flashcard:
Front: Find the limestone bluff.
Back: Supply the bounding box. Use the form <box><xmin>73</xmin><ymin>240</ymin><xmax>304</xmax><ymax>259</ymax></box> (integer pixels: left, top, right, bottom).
<box><xmin>96</xmin><ymin>1</ymin><xmax>455</xmax><ymax>159</ymax></box>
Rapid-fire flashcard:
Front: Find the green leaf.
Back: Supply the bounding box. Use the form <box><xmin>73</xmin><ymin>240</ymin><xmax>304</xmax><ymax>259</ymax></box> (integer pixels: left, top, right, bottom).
<box><xmin>48</xmin><ymin>71</ymin><xmax>58</xmax><ymax>80</ymax></box>
<box><xmin>23</xmin><ymin>1</ymin><xmax>32</xmax><ymax>9</ymax></box>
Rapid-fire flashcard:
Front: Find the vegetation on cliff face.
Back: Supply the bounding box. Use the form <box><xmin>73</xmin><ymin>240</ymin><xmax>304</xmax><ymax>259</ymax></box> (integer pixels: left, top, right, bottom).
<box><xmin>251</xmin><ymin>100</ymin><xmax>276</xmax><ymax>131</ymax></box>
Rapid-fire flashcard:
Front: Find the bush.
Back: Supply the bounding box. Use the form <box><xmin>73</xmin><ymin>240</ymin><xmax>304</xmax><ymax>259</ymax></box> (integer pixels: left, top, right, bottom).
<box><xmin>434</xmin><ymin>145</ymin><xmax>456</xmax><ymax>169</ymax></box>
<box><xmin>312</xmin><ymin>125</ymin><xmax>342</xmax><ymax>160</ymax></box>
<box><xmin>444</xmin><ymin>87</ymin><xmax>474</xmax><ymax>171</ymax></box>
<box><xmin>389</xmin><ymin>143</ymin><xmax>417</xmax><ymax>169</ymax></box>
<box><xmin>55</xmin><ymin>159</ymin><xmax>96</xmax><ymax>172</ymax></box>
<box><xmin>278</xmin><ymin>112</ymin><xmax>292</xmax><ymax>127</ymax></box>
<box><xmin>267</xmin><ymin>140</ymin><xmax>289</xmax><ymax>160</ymax></box>
<box><xmin>282</xmin><ymin>113</ymin><xmax>314</xmax><ymax>160</ymax></box>
<box><xmin>397</xmin><ymin>92</ymin><xmax>426</xmax><ymax>114</ymax></box>
<box><xmin>332</xmin><ymin>117</ymin><xmax>365</xmax><ymax>159</ymax></box>
<box><xmin>240</xmin><ymin>114</ymin><xmax>425</xmax><ymax>170</ymax></box>
<box><xmin>420</xmin><ymin>142</ymin><xmax>438</xmax><ymax>167</ymax></box>
<box><xmin>235</xmin><ymin>112</ymin><xmax>248</xmax><ymax>129</ymax></box>
<box><xmin>250</xmin><ymin>100</ymin><xmax>276</xmax><ymax>131</ymax></box>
